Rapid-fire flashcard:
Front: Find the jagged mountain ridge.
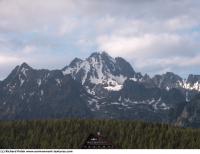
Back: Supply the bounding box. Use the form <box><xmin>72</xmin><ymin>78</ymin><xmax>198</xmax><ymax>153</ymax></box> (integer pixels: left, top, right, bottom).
<box><xmin>0</xmin><ymin>51</ymin><xmax>200</xmax><ymax>126</ymax></box>
<box><xmin>62</xmin><ymin>52</ymin><xmax>200</xmax><ymax>93</ymax></box>
<box><xmin>62</xmin><ymin>52</ymin><xmax>139</xmax><ymax>92</ymax></box>
<box><xmin>0</xmin><ymin>63</ymin><xmax>92</xmax><ymax>120</ymax></box>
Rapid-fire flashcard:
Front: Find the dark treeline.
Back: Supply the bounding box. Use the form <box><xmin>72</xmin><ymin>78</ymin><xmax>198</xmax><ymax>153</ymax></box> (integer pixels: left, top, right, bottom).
<box><xmin>0</xmin><ymin>119</ymin><xmax>200</xmax><ymax>149</ymax></box>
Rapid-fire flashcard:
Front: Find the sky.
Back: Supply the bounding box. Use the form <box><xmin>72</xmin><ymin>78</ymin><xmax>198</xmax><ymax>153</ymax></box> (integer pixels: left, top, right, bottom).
<box><xmin>0</xmin><ymin>0</ymin><xmax>200</xmax><ymax>80</ymax></box>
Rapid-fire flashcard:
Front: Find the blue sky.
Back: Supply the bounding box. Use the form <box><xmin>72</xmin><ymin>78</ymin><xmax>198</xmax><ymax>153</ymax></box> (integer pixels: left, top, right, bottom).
<box><xmin>0</xmin><ymin>0</ymin><xmax>200</xmax><ymax>79</ymax></box>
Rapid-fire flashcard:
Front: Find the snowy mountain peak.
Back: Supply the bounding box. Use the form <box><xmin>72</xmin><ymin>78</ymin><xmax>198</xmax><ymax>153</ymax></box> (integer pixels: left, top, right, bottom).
<box><xmin>17</xmin><ymin>62</ymin><xmax>32</xmax><ymax>76</ymax></box>
<box><xmin>62</xmin><ymin>52</ymin><xmax>136</xmax><ymax>91</ymax></box>
<box><xmin>89</xmin><ymin>51</ymin><xmax>101</xmax><ymax>58</ymax></box>
<box><xmin>19</xmin><ymin>62</ymin><xmax>32</xmax><ymax>70</ymax></box>
<box><xmin>68</xmin><ymin>58</ymin><xmax>83</xmax><ymax>67</ymax></box>
<box><xmin>5</xmin><ymin>62</ymin><xmax>32</xmax><ymax>80</ymax></box>
<box><xmin>152</xmin><ymin>72</ymin><xmax>183</xmax><ymax>90</ymax></box>
<box><xmin>88</xmin><ymin>51</ymin><xmax>116</xmax><ymax>65</ymax></box>
<box><xmin>89</xmin><ymin>51</ymin><xmax>108</xmax><ymax>57</ymax></box>
<box><xmin>180</xmin><ymin>74</ymin><xmax>200</xmax><ymax>92</ymax></box>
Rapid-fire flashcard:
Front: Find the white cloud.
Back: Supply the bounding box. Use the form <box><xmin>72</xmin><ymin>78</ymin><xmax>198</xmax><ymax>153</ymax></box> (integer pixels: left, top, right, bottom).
<box><xmin>97</xmin><ymin>30</ymin><xmax>200</xmax><ymax>76</ymax></box>
<box><xmin>22</xmin><ymin>45</ymin><xmax>37</xmax><ymax>54</ymax></box>
<box><xmin>133</xmin><ymin>54</ymin><xmax>200</xmax><ymax>76</ymax></box>
<box><xmin>57</xmin><ymin>18</ymin><xmax>79</xmax><ymax>36</ymax></box>
<box><xmin>0</xmin><ymin>0</ymin><xmax>77</xmax><ymax>32</ymax></box>
<box><xmin>0</xmin><ymin>0</ymin><xmax>200</xmax><ymax>79</ymax></box>
<box><xmin>0</xmin><ymin>54</ymin><xmax>20</xmax><ymax>64</ymax></box>
<box><xmin>165</xmin><ymin>16</ymin><xmax>199</xmax><ymax>31</ymax></box>
<box><xmin>97</xmin><ymin>33</ymin><xmax>197</xmax><ymax>58</ymax></box>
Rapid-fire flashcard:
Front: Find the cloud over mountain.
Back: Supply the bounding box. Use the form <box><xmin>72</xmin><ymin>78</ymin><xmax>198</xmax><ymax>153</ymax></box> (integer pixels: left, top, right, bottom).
<box><xmin>0</xmin><ymin>0</ymin><xmax>200</xmax><ymax>79</ymax></box>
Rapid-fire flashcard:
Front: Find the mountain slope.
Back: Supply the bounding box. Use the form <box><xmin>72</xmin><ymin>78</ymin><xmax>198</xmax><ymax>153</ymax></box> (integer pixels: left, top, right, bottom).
<box><xmin>152</xmin><ymin>72</ymin><xmax>183</xmax><ymax>90</ymax></box>
<box><xmin>176</xmin><ymin>94</ymin><xmax>200</xmax><ymax>128</ymax></box>
<box><xmin>0</xmin><ymin>51</ymin><xmax>200</xmax><ymax>127</ymax></box>
<box><xmin>0</xmin><ymin>63</ymin><xmax>92</xmax><ymax>120</ymax></box>
<box><xmin>62</xmin><ymin>52</ymin><xmax>138</xmax><ymax>93</ymax></box>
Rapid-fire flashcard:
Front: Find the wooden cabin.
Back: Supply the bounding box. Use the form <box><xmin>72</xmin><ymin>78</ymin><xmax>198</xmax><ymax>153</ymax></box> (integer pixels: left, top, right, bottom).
<box><xmin>81</xmin><ymin>132</ymin><xmax>115</xmax><ymax>149</ymax></box>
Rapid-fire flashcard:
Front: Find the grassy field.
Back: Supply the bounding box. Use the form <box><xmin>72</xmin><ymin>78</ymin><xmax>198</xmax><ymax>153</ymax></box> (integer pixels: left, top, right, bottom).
<box><xmin>0</xmin><ymin>119</ymin><xmax>200</xmax><ymax>149</ymax></box>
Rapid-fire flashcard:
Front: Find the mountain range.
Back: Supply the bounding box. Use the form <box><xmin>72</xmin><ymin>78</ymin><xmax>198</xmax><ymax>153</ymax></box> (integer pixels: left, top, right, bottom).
<box><xmin>1</xmin><ymin>51</ymin><xmax>200</xmax><ymax>127</ymax></box>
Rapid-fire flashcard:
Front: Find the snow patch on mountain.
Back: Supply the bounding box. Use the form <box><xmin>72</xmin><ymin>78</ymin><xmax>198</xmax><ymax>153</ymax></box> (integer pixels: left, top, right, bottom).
<box><xmin>21</xmin><ymin>67</ymin><xmax>28</xmax><ymax>78</ymax></box>
<box><xmin>104</xmin><ymin>84</ymin><xmax>123</xmax><ymax>91</ymax></box>
<box><xmin>55</xmin><ymin>79</ymin><xmax>61</xmax><ymax>87</ymax></box>
<box><xmin>19</xmin><ymin>74</ymin><xmax>25</xmax><ymax>87</ymax></box>
<box><xmin>130</xmin><ymin>77</ymin><xmax>138</xmax><ymax>82</ymax></box>
<box><xmin>178</xmin><ymin>79</ymin><xmax>200</xmax><ymax>92</ymax></box>
<box><xmin>37</xmin><ymin>79</ymin><xmax>42</xmax><ymax>86</ymax></box>
<box><xmin>62</xmin><ymin>52</ymin><xmax>129</xmax><ymax>91</ymax></box>
<box><xmin>41</xmin><ymin>90</ymin><xmax>44</xmax><ymax>96</ymax></box>
<box><xmin>62</xmin><ymin>67</ymin><xmax>73</xmax><ymax>75</ymax></box>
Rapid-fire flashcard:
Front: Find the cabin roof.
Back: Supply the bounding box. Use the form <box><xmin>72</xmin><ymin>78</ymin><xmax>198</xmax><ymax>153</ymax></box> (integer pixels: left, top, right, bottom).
<box><xmin>81</xmin><ymin>133</ymin><xmax>115</xmax><ymax>149</ymax></box>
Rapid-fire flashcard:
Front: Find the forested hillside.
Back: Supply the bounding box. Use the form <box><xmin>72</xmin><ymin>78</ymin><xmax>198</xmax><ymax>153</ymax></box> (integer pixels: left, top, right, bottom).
<box><xmin>0</xmin><ymin>119</ymin><xmax>200</xmax><ymax>149</ymax></box>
